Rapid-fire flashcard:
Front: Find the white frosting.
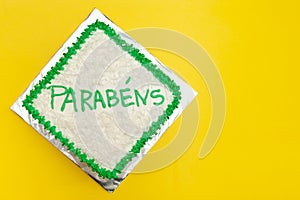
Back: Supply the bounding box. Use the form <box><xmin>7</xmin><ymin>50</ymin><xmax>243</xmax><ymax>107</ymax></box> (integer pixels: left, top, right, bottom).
<box><xmin>33</xmin><ymin>30</ymin><xmax>172</xmax><ymax>170</ymax></box>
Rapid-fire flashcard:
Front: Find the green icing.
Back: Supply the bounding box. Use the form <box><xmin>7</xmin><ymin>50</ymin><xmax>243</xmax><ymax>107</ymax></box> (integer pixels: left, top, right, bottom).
<box><xmin>134</xmin><ymin>89</ymin><xmax>149</xmax><ymax>107</ymax></box>
<box><xmin>150</xmin><ymin>89</ymin><xmax>165</xmax><ymax>106</ymax></box>
<box><xmin>61</xmin><ymin>87</ymin><xmax>78</xmax><ymax>112</ymax></box>
<box><xmin>94</xmin><ymin>90</ymin><xmax>106</xmax><ymax>109</ymax></box>
<box><xmin>119</xmin><ymin>88</ymin><xmax>134</xmax><ymax>107</ymax></box>
<box><xmin>48</xmin><ymin>85</ymin><xmax>166</xmax><ymax>111</ymax></box>
<box><xmin>105</xmin><ymin>89</ymin><xmax>120</xmax><ymax>108</ymax></box>
<box><xmin>80</xmin><ymin>89</ymin><xmax>93</xmax><ymax>111</ymax></box>
<box><xmin>125</xmin><ymin>76</ymin><xmax>131</xmax><ymax>84</ymax></box>
<box><xmin>22</xmin><ymin>19</ymin><xmax>181</xmax><ymax>179</ymax></box>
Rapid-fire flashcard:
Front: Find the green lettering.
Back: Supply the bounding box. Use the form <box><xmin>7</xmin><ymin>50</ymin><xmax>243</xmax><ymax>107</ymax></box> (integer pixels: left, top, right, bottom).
<box><xmin>125</xmin><ymin>77</ymin><xmax>131</xmax><ymax>84</ymax></box>
<box><xmin>81</xmin><ymin>89</ymin><xmax>93</xmax><ymax>112</ymax></box>
<box><xmin>120</xmin><ymin>88</ymin><xmax>134</xmax><ymax>107</ymax></box>
<box><xmin>106</xmin><ymin>89</ymin><xmax>119</xmax><ymax>108</ymax></box>
<box><xmin>94</xmin><ymin>90</ymin><xmax>106</xmax><ymax>109</ymax></box>
<box><xmin>48</xmin><ymin>85</ymin><xmax>68</xmax><ymax>110</ymax></box>
<box><xmin>61</xmin><ymin>87</ymin><xmax>78</xmax><ymax>112</ymax></box>
<box><xmin>134</xmin><ymin>89</ymin><xmax>149</xmax><ymax>107</ymax></box>
<box><xmin>150</xmin><ymin>89</ymin><xmax>165</xmax><ymax>106</ymax></box>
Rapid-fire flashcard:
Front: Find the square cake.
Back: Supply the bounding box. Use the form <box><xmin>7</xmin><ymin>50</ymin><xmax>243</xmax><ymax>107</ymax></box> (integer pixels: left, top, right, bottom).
<box><xmin>11</xmin><ymin>9</ymin><xmax>197</xmax><ymax>192</ymax></box>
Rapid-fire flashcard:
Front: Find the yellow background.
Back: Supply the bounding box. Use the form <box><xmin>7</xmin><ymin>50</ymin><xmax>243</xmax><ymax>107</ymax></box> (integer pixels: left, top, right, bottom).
<box><xmin>1</xmin><ymin>0</ymin><xmax>300</xmax><ymax>199</ymax></box>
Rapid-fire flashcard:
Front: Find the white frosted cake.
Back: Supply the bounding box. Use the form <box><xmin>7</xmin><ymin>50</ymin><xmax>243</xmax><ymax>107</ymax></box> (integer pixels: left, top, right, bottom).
<box><xmin>11</xmin><ymin>9</ymin><xmax>197</xmax><ymax>192</ymax></box>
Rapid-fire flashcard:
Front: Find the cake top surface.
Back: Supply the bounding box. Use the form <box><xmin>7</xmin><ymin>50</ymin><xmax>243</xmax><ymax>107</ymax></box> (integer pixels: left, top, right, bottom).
<box><xmin>12</xmin><ymin>8</ymin><xmax>197</xmax><ymax>192</ymax></box>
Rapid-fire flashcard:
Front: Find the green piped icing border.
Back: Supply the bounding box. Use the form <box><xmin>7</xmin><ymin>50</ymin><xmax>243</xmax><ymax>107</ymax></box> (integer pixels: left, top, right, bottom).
<box><xmin>22</xmin><ymin>19</ymin><xmax>181</xmax><ymax>179</ymax></box>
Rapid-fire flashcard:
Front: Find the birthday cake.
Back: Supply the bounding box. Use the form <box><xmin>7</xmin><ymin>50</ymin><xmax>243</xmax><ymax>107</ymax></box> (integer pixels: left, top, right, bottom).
<box><xmin>11</xmin><ymin>9</ymin><xmax>197</xmax><ymax>192</ymax></box>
